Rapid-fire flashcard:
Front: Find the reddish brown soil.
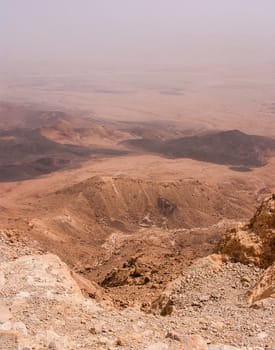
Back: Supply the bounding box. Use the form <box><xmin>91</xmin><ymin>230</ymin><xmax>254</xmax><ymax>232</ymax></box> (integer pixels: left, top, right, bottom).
<box><xmin>0</xmin><ymin>102</ymin><xmax>274</xmax><ymax>308</ymax></box>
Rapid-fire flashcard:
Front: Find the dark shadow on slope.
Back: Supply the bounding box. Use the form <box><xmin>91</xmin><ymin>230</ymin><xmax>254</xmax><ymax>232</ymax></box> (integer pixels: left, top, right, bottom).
<box><xmin>123</xmin><ymin>130</ymin><xmax>275</xmax><ymax>168</ymax></box>
<box><xmin>0</xmin><ymin>128</ymin><xmax>127</xmax><ymax>182</ymax></box>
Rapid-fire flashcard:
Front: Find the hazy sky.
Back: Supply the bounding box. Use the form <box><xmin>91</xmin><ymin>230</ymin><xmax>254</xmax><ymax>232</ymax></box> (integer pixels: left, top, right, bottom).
<box><xmin>1</xmin><ymin>0</ymin><xmax>275</xmax><ymax>74</ymax></box>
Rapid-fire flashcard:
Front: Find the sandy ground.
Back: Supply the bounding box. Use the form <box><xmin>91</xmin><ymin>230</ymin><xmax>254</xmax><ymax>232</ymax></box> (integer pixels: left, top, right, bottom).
<box><xmin>0</xmin><ymin>73</ymin><xmax>274</xmax><ymax>315</ymax></box>
<box><xmin>0</xmin><ymin>154</ymin><xmax>275</xmax><ymax>210</ymax></box>
<box><xmin>1</xmin><ymin>69</ymin><xmax>275</xmax><ymax>137</ymax></box>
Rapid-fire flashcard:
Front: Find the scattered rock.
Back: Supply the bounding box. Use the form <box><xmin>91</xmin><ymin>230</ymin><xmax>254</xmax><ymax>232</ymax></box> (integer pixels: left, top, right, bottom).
<box><xmin>151</xmin><ymin>293</ymin><xmax>174</xmax><ymax>316</ymax></box>
<box><xmin>165</xmin><ymin>331</ymin><xmax>181</xmax><ymax>341</ymax></box>
<box><xmin>199</xmin><ymin>295</ymin><xmax>210</xmax><ymax>302</ymax></box>
<box><xmin>115</xmin><ymin>337</ymin><xmax>125</xmax><ymax>346</ymax></box>
<box><xmin>48</xmin><ymin>341</ymin><xmax>58</xmax><ymax>350</ymax></box>
<box><xmin>101</xmin><ymin>257</ymin><xmax>153</xmax><ymax>288</ymax></box>
<box><xmin>0</xmin><ymin>330</ymin><xmax>18</xmax><ymax>350</ymax></box>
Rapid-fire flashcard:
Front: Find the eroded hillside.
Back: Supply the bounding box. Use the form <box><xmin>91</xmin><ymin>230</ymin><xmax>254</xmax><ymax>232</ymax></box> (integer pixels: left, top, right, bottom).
<box><xmin>0</xmin><ymin>196</ymin><xmax>274</xmax><ymax>349</ymax></box>
<box><xmin>0</xmin><ymin>102</ymin><xmax>274</xmax><ymax>349</ymax></box>
<box><xmin>4</xmin><ymin>174</ymin><xmax>258</xmax><ymax>309</ymax></box>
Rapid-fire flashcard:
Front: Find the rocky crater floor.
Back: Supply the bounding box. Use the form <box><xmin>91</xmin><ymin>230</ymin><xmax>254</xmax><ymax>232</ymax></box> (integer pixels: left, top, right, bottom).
<box><xmin>0</xmin><ymin>196</ymin><xmax>274</xmax><ymax>350</ymax></box>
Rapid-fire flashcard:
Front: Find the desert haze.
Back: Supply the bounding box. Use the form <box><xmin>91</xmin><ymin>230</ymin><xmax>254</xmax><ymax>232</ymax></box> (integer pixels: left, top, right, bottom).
<box><xmin>0</xmin><ymin>1</ymin><xmax>274</xmax><ymax>350</ymax></box>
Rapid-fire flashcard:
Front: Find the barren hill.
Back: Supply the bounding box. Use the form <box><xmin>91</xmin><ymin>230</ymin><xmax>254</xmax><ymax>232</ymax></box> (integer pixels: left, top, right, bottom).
<box><xmin>56</xmin><ymin>175</ymin><xmax>255</xmax><ymax>230</ymax></box>
<box><xmin>15</xmin><ymin>175</ymin><xmax>256</xmax><ymax>308</ymax></box>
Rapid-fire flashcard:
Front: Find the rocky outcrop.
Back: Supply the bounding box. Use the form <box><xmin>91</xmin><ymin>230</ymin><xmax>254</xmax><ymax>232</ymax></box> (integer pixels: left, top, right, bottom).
<box><xmin>70</xmin><ymin>271</ymin><xmax>106</xmax><ymax>301</ymax></box>
<box><xmin>246</xmin><ymin>263</ymin><xmax>275</xmax><ymax>304</ymax></box>
<box><xmin>101</xmin><ymin>256</ymin><xmax>152</xmax><ymax>288</ymax></box>
<box><xmin>151</xmin><ymin>255</ymin><xmax>223</xmax><ymax>316</ymax></box>
<box><xmin>217</xmin><ymin>195</ymin><xmax>275</xmax><ymax>267</ymax></box>
<box><xmin>151</xmin><ymin>289</ymin><xmax>175</xmax><ymax>316</ymax></box>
